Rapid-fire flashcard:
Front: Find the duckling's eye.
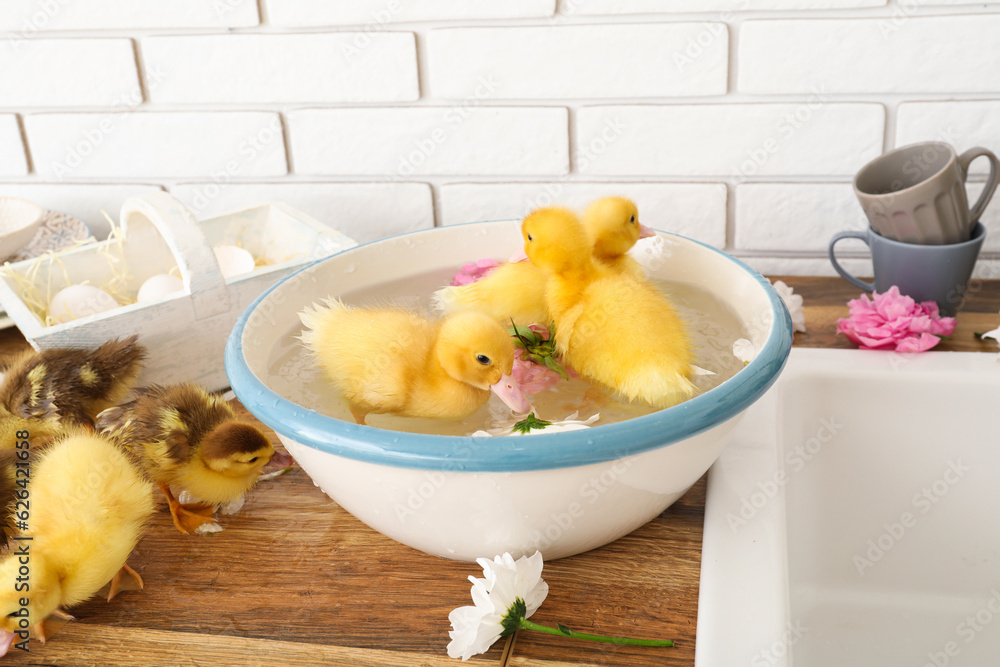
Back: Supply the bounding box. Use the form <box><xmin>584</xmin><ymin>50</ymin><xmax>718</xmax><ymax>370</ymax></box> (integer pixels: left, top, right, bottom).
<box><xmin>527</xmin><ymin>234</ymin><xmax>533</xmax><ymax>242</ymax></box>
<box><xmin>476</xmin><ymin>354</ymin><xmax>491</xmax><ymax>365</ymax></box>
<box><xmin>248</xmin><ymin>457</ymin><xmax>258</xmax><ymax>463</ymax></box>
<box><xmin>629</xmin><ymin>215</ymin><xmax>635</xmax><ymax>223</ymax></box>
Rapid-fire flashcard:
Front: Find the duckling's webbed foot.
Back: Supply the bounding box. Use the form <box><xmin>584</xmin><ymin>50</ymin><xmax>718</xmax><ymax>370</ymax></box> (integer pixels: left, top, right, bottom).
<box><xmin>157</xmin><ymin>483</ymin><xmax>217</xmax><ymax>535</ymax></box>
<box><xmin>107</xmin><ymin>563</ymin><xmax>144</xmax><ymax>602</ymax></box>
<box><xmin>349</xmin><ymin>405</ymin><xmax>368</xmax><ymax>425</ymax></box>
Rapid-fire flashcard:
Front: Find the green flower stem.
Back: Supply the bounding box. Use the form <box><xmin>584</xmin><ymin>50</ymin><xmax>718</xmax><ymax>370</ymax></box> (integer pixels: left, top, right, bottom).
<box><xmin>517</xmin><ymin>618</ymin><xmax>675</xmax><ymax>647</ymax></box>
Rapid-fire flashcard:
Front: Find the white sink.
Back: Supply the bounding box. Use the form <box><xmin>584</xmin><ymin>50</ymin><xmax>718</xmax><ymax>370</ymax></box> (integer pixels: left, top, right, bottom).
<box><xmin>697</xmin><ymin>347</ymin><xmax>1000</xmax><ymax>667</ymax></box>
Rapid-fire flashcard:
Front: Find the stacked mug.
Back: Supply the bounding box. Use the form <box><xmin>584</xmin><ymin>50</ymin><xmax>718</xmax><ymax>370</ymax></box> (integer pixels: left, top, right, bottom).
<box><xmin>829</xmin><ymin>142</ymin><xmax>998</xmax><ymax>316</ymax></box>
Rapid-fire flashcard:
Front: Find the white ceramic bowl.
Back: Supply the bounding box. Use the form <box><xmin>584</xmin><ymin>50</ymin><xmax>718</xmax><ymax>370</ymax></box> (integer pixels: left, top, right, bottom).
<box><xmin>226</xmin><ymin>221</ymin><xmax>793</xmax><ymax>561</ymax></box>
<box><xmin>0</xmin><ymin>198</ymin><xmax>43</xmax><ymax>261</ymax></box>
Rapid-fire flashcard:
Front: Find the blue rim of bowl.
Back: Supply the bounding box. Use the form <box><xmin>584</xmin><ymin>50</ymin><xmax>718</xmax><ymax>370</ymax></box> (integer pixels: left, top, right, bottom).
<box><xmin>225</xmin><ymin>222</ymin><xmax>793</xmax><ymax>473</ymax></box>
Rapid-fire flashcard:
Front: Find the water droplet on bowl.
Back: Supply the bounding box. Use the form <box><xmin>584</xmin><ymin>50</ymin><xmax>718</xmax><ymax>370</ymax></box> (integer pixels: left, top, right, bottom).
<box><xmin>345</xmin><ymin>263</ymin><xmax>356</xmax><ymax>273</ymax></box>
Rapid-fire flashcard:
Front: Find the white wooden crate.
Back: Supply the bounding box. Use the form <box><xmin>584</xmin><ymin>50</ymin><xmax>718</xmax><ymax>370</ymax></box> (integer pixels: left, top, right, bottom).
<box><xmin>0</xmin><ymin>192</ymin><xmax>356</xmax><ymax>391</ymax></box>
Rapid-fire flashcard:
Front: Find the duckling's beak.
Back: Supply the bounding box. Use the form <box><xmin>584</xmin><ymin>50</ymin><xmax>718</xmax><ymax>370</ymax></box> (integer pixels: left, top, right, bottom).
<box><xmin>508</xmin><ymin>248</ymin><xmax>529</xmax><ymax>263</ymax></box>
<box><xmin>0</xmin><ymin>629</ymin><xmax>15</xmax><ymax>657</ymax></box>
<box><xmin>639</xmin><ymin>223</ymin><xmax>656</xmax><ymax>239</ymax></box>
<box><xmin>491</xmin><ymin>374</ymin><xmax>531</xmax><ymax>414</ymax></box>
<box><xmin>269</xmin><ymin>450</ymin><xmax>294</xmax><ymax>468</ymax></box>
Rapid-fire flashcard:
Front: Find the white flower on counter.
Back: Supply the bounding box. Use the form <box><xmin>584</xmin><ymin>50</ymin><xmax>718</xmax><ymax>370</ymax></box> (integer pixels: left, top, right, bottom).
<box><xmin>447</xmin><ymin>551</ymin><xmax>549</xmax><ymax>661</ymax></box>
<box><xmin>733</xmin><ymin>338</ymin><xmax>757</xmax><ymax>365</ymax></box>
<box><xmin>772</xmin><ymin>280</ymin><xmax>806</xmax><ymax>333</ymax></box>
<box><xmin>446</xmin><ymin>551</ymin><xmax>674</xmax><ymax>661</ymax></box>
<box><xmin>980</xmin><ymin>320</ymin><xmax>1000</xmax><ymax>360</ymax></box>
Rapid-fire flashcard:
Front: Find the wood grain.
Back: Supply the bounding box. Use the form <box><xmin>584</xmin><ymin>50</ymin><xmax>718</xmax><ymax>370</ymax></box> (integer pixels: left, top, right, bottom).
<box><xmin>0</xmin><ymin>278</ymin><xmax>997</xmax><ymax>667</ymax></box>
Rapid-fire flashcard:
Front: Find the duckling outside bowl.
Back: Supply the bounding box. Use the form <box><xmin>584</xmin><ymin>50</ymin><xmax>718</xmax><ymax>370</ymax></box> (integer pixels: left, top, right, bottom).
<box><xmin>225</xmin><ymin>220</ymin><xmax>793</xmax><ymax>562</ymax></box>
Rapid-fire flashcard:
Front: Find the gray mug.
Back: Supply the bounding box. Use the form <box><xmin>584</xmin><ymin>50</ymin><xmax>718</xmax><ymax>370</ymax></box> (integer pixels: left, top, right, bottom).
<box><xmin>854</xmin><ymin>142</ymin><xmax>999</xmax><ymax>245</ymax></box>
<box><xmin>829</xmin><ymin>222</ymin><xmax>986</xmax><ymax>317</ymax></box>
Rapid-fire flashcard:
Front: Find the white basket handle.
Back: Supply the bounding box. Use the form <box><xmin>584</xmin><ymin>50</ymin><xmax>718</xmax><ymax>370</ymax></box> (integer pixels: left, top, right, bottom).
<box><xmin>119</xmin><ymin>192</ymin><xmax>231</xmax><ymax>321</ymax></box>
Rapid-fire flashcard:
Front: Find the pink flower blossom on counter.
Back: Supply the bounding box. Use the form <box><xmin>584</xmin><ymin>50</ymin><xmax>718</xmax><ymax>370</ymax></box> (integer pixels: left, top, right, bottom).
<box><xmin>836</xmin><ymin>286</ymin><xmax>956</xmax><ymax>352</ymax></box>
<box><xmin>450</xmin><ymin>258</ymin><xmax>500</xmax><ymax>286</ymax></box>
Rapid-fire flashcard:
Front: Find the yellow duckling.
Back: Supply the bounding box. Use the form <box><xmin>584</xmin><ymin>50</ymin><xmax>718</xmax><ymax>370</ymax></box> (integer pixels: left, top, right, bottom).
<box><xmin>300</xmin><ymin>304</ymin><xmax>530</xmax><ymax>424</ymax></box>
<box><xmin>583</xmin><ymin>196</ymin><xmax>655</xmax><ymax>279</ymax></box>
<box><xmin>0</xmin><ymin>431</ymin><xmax>154</xmax><ymax>653</ymax></box>
<box><xmin>522</xmin><ymin>207</ymin><xmax>695</xmax><ymax>408</ymax></box>
<box><xmin>96</xmin><ymin>383</ymin><xmax>287</xmax><ymax>535</ymax></box>
<box><xmin>432</xmin><ymin>196</ymin><xmax>655</xmax><ymax>325</ymax></box>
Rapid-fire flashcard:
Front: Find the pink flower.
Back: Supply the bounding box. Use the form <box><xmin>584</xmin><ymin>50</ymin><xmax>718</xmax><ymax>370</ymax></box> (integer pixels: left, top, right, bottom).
<box><xmin>512</xmin><ymin>350</ymin><xmax>563</xmax><ymax>395</ymax></box>
<box><xmin>836</xmin><ymin>286</ymin><xmax>956</xmax><ymax>352</ymax></box>
<box><xmin>450</xmin><ymin>258</ymin><xmax>500</xmax><ymax>287</ymax></box>
<box><xmin>526</xmin><ymin>324</ymin><xmax>550</xmax><ymax>341</ymax></box>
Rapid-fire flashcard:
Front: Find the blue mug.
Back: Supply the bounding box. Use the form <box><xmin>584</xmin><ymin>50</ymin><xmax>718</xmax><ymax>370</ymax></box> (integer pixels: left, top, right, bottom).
<box><xmin>829</xmin><ymin>222</ymin><xmax>986</xmax><ymax>317</ymax></box>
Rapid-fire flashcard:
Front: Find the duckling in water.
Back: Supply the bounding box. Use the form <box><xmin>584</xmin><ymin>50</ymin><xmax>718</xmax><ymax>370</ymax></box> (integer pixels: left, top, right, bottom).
<box><xmin>432</xmin><ymin>196</ymin><xmax>655</xmax><ymax>325</ymax></box>
<box><xmin>522</xmin><ymin>207</ymin><xmax>695</xmax><ymax>408</ymax></box>
<box><xmin>300</xmin><ymin>304</ymin><xmax>530</xmax><ymax>424</ymax></box>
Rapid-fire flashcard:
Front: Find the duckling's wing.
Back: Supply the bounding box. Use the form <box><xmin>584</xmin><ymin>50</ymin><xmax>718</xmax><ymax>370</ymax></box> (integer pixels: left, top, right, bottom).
<box><xmin>95</xmin><ymin>384</ymin><xmax>169</xmax><ymax>435</ymax></box>
<box><xmin>0</xmin><ymin>337</ymin><xmax>146</xmax><ymax>427</ymax></box>
<box><xmin>0</xmin><ymin>351</ymin><xmax>59</xmax><ymax>422</ymax></box>
<box><xmin>432</xmin><ymin>262</ymin><xmax>549</xmax><ymax>325</ymax></box>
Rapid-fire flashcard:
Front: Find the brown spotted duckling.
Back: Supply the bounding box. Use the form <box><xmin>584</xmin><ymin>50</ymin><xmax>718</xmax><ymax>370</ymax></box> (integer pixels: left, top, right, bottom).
<box><xmin>96</xmin><ymin>383</ymin><xmax>289</xmax><ymax>534</ymax></box>
<box><xmin>0</xmin><ymin>336</ymin><xmax>146</xmax><ymax>444</ymax></box>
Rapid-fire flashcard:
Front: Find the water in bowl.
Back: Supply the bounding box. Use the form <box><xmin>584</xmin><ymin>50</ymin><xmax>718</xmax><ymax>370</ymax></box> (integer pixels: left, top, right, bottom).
<box><xmin>265</xmin><ymin>266</ymin><xmax>748</xmax><ymax>436</ymax></box>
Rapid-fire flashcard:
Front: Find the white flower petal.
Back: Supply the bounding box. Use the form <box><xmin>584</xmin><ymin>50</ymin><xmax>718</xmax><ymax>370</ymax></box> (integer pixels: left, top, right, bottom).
<box><xmin>448</xmin><ymin>551</ymin><xmax>551</xmax><ymax>660</ymax></box>
<box><xmin>733</xmin><ymin>338</ymin><xmax>757</xmax><ymax>364</ymax></box>
<box><xmin>980</xmin><ymin>326</ymin><xmax>1000</xmax><ymax>342</ymax></box>
<box><xmin>772</xmin><ymin>280</ymin><xmax>807</xmax><ymax>333</ymax></box>
<box><xmin>447</xmin><ymin>605</ymin><xmax>503</xmax><ymax>661</ymax></box>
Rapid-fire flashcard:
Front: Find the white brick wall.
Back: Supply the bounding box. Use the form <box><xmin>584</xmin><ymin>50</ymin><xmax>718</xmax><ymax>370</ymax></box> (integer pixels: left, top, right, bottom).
<box><xmin>740</xmin><ymin>16</ymin><xmax>1000</xmax><ymax>94</ymax></box>
<box><xmin>288</xmin><ymin>107</ymin><xmax>569</xmax><ymax>176</ymax></box>
<box><xmin>0</xmin><ymin>38</ymin><xmax>139</xmax><ymax>107</ymax></box>
<box><xmin>0</xmin><ymin>116</ymin><xmax>28</xmax><ymax>176</ymax></box>
<box><xmin>1</xmin><ymin>3</ymin><xmax>998</xmax><ymax>276</ymax></box>
<box><xmin>735</xmin><ymin>183</ymin><xmax>869</xmax><ymax>251</ymax></box>
<box><xmin>168</xmin><ymin>182</ymin><xmax>434</xmax><ymax>244</ymax></box>
<box><xmin>429</xmin><ymin>24</ymin><xmax>727</xmax><ymax>99</ymax></box>
<box><xmin>264</xmin><ymin>0</ymin><xmax>555</xmax><ymax>26</ymax></box>
<box><xmin>576</xmin><ymin>104</ymin><xmax>885</xmax><ymax>176</ymax></box>
<box><xmin>571</xmin><ymin>0</ymin><xmax>885</xmax><ymax>12</ymax></box>
<box><xmin>0</xmin><ymin>0</ymin><xmax>258</xmax><ymax>31</ymax></box>
<box><xmin>143</xmin><ymin>34</ymin><xmax>419</xmax><ymax>104</ymax></box>
<box><xmin>25</xmin><ymin>112</ymin><xmax>286</xmax><ymax>178</ymax></box>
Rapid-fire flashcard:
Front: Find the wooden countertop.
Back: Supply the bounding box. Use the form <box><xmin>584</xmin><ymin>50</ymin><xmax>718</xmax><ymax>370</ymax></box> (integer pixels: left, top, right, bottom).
<box><xmin>2</xmin><ymin>277</ymin><xmax>998</xmax><ymax>667</ymax></box>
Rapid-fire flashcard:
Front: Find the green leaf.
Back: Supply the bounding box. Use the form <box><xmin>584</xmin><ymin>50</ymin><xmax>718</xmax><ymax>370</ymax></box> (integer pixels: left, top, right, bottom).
<box><xmin>509</xmin><ymin>320</ymin><xmax>537</xmax><ymax>349</ymax></box>
<box><xmin>509</xmin><ymin>321</ymin><xmax>570</xmax><ymax>381</ymax></box>
<box><xmin>542</xmin><ymin>355</ymin><xmax>569</xmax><ymax>380</ymax></box>
<box><xmin>557</xmin><ymin>623</ymin><xmax>572</xmax><ymax>636</ymax></box>
<box><xmin>512</xmin><ymin>413</ymin><xmax>553</xmax><ymax>434</ymax></box>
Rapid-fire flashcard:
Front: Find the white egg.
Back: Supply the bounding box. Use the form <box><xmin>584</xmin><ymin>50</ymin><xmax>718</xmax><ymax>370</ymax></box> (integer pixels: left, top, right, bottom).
<box><xmin>48</xmin><ymin>284</ymin><xmax>119</xmax><ymax>324</ymax></box>
<box><xmin>213</xmin><ymin>245</ymin><xmax>255</xmax><ymax>279</ymax></box>
<box><xmin>137</xmin><ymin>273</ymin><xmax>184</xmax><ymax>303</ymax></box>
